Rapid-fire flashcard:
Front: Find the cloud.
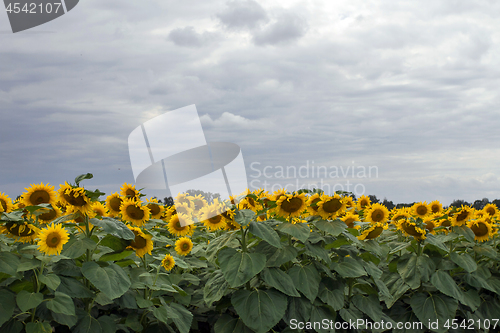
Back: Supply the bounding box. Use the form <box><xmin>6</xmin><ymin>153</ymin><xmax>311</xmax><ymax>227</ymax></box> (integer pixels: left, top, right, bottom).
<box><xmin>168</xmin><ymin>26</ymin><xmax>219</xmax><ymax>48</ymax></box>
<box><xmin>200</xmin><ymin>112</ymin><xmax>269</xmax><ymax>130</ymax></box>
<box><xmin>252</xmin><ymin>11</ymin><xmax>308</xmax><ymax>45</ymax></box>
<box><xmin>216</xmin><ymin>0</ymin><xmax>269</xmax><ymax>30</ymax></box>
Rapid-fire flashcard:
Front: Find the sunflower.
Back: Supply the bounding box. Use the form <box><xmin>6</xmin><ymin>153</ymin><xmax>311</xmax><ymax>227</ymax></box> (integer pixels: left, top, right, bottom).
<box><xmin>391</xmin><ymin>209</ymin><xmax>411</xmax><ymax>225</ymax></box>
<box><xmin>167</xmin><ymin>213</ymin><xmax>194</xmax><ymax>237</ymax></box>
<box><xmin>343</xmin><ymin>196</ymin><xmax>355</xmax><ymax>209</ymax></box>
<box><xmin>398</xmin><ymin>219</ymin><xmax>426</xmax><ymax>240</ymax></box>
<box><xmin>429</xmin><ymin>200</ymin><xmax>443</xmax><ymax>214</ymax></box>
<box><xmin>1</xmin><ymin>222</ymin><xmax>39</xmax><ymax>243</ymax></box>
<box><xmin>92</xmin><ymin>202</ymin><xmax>108</xmax><ymax>218</ymax></box>
<box><xmin>451</xmin><ymin>206</ymin><xmax>474</xmax><ymax>227</ymax></box>
<box><xmin>175</xmin><ymin>237</ymin><xmax>193</xmax><ymax>256</ymax></box>
<box><xmin>127</xmin><ymin>226</ymin><xmax>153</xmax><ymax>258</ymax></box>
<box><xmin>467</xmin><ymin>218</ymin><xmax>493</xmax><ymax>242</ymax></box>
<box><xmin>22</xmin><ymin>183</ymin><xmax>57</xmax><ymax>207</ymax></box>
<box><xmin>341</xmin><ymin>212</ymin><xmax>360</xmax><ymax>229</ymax></box>
<box><xmin>0</xmin><ymin>192</ymin><xmax>14</xmax><ymax>213</ymax></box>
<box><xmin>174</xmin><ymin>193</ymin><xmax>194</xmax><ymax>208</ymax></box>
<box><xmin>422</xmin><ymin>215</ymin><xmax>439</xmax><ymax>234</ymax></box>
<box><xmin>190</xmin><ymin>194</ymin><xmax>208</xmax><ymax>211</ymax></box>
<box><xmin>412</xmin><ymin>202</ymin><xmax>431</xmax><ymax>218</ymax></box>
<box><xmin>145</xmin><ymin>198</ymin><xmax>164</xmax><ymax>219</ymax></box>
<box><xmin>199</xmin><ymin>204</ymin><xmax>226</xmax><ymax>231</ymax></box>
<box><xmin>357</xmin><ymin>223</ymin><xmax>388</xmax><ymax>240</ymax></box>
<box><xmin>120</xmin><ymin>199</ymin><xmax>150</xmax><ymax>227</ymax></box>
<box><xmin>161</xmin><ymin>254</ymin><xmax>175</xmax><ymax>271</ymax></box>
<box><xmin>364</xmin><ymin>203</ymin><xmax>390</xmax><ymax>224</ymax></box>
<box><xmin>173</xmin><ymin>202</ymin><xmax>193</xmax><ymax>217</ymax></box>
<box><xmin>356</xmin><ymin>195</ymin><xmax>371</xmax><ymax>210</ymax></box>
<box><xmin>305</xmin><ymin>193</ymin><xmax>322</xmax><ymax>217</ymax></box>
<box><xmin>58</xmin><ymin>182</ymin><xmax>93</xmax><ymax>216</ymax></box>
<box><xmin>238</xmin><ymin>191</ymin><xmax>263</xmax><ymax>212</ymax></box>
<box><xmin>38</xmin><ymin>205</ymin><xmax>63</xmax><ymax>224</ymax></box>
<box><xmin>483</xmin><ymin>203</ymin><xmax>498</xmax><ymax>218</ymax></box>
<box><xmin>276</xmin><ymin>192</ymin><xmax>307</xmax><ymax>218</ymax></box>
<box><xmin>37</xmin><ymin>223</ymin><xmax>69</xmax><ymax>255</ymax></box>
<box><xmin>120</xmin><ymin>183</ymin><xmax>141</xmax><ymax>201</ymax></box>
<box><xmin>105</xmin><ymin>192</ymin><xmax>123</xmax><ymax>217</ymax></box>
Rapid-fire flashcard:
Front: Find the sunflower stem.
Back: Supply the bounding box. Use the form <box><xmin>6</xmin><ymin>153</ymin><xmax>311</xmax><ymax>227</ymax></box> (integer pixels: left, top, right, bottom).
<box><xmin>240</xmin><ymin>226</ymin><xmax>247</xmax><ymax>253</ymax></box>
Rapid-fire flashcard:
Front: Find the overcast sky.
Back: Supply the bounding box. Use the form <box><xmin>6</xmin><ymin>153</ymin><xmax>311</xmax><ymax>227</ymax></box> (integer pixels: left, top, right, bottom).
<box><xmin>1</xmin><ymin>0</ymin><xmax>500</xmax><ymax>206</ymax></box>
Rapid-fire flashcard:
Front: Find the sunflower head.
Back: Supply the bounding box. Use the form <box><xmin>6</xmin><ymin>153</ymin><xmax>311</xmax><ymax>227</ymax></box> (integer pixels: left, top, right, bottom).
<box><xmin>175</xmin><ymin>237</ymin><xmax>193</xmax><ymax>256</ymax></box>
<box><xmin>145</xmin><ymin>198</ymin><xmax>164</xmax><ymax>220</ymax></box>
<box><xmin>161</xmin><ymin>254</ymin><xmax>175</xmax><ymax>271</ymax></box>
<box><xmin>1</xmin><ymin>222</ymin><xmax>40</xmax><ymax>243</ymax></box>
<box><xmin>412</xmin><ymin>202</ymin><xmax>431</xmax><ymax>218</ymax></box>
<box><xmin>364</xmin><ymin>203</ymin><xmax>390</xmax><ymax>224</ymax></box>
<box><xmin>341</xmin><ymin>212</ymin><xmax>359</xmax><ymax>229</ymax></box>
<box><xmin>120</xmin><ymin>183</ymin><xmax>141</xmax><ymax>201</ymax></box>
<box><xmin>120</xmin><ymin>199</ymin><xmax>150</xmax><ymax>227</ymax></box>
<box><xmin>37</xmin><ymin>223</ymin><xmax>70</xmax><ymax>255</ymax></box>
<box><xmin>451</xmin><ymin>206</ymin><xmax>474</xmax><ymax>227</ymax></box>
<box><xmin>92</xmin><ymin>202</ymin><xmax>108</xmax><ymax>218</ymax></box>
<box><xmin>200</xmin><ymin>204</ymin><xmax>226</xmax><ymax>231</ymax></box>
<box><xmin>127</xmin><ymin>226</ymin><xmax>153</xmax><ymax>258</ymax></box>
<box><xmin>305</xmin><ymin>193</ymin><xmax>322</xmax><ymax>216</ymax></box>
<box><xmin>429</xmin><ymin>200</ymin><xmax>443</xmax><ymax>214</ymax></box>
<box><xmin>167</xmin><ymin>213</ymin><xmax>194</xmax><ymax>236</ymax></box>
<box><xmin>467</xmin><ymin>218</ymin><xmax>493</xmax><ymax>242</ymax></box>
<box><xmin>22</xmin><ymin>183</ymin><xmax>57</xmax><ymax>207</ymax></box>
<box><xmin>356</xmin><ymin>195</ymin><xmax>371</xmax><ymax>210</ymax></box>
<box><xmin>357</xmin><ymin>223</ymin><xmax>388</xmax><ymax>240</ymax></box>
<box><xmin>105</xmin><ymin>192</ymin><xmax>123</xmax><ymax>217</ymax></box>
<box><xmin>38</xmin><ymin>205</ymin><xmax>62</xmax><ymax>224</ymax></box>
<box><xmin>316</xmin><ymin>194</ymin><xmax>346</xmax><ymax>220</ymax></box>
<box><xmin>276</xmin><ymin>193</ymin><xmax>307</xmax><ymax>218</ymax></box>
<box><xmin>58</xmin><ymin>182</ymin><xmax>93</xmax><ymax>215</ymax></box>
<box><xmin>483</xmin><ymin>204</ymin><xmax>498</xmax><ymax>218</ymax></box>
<box><xmin>398</xmin><ymin>219</ymin><xmax>426</xmax><ymax>240</ymax></box>
<box><xmin>0</xmin><ymin>192</ymin><xmax>14</xmax><ymax>213</ymax></box>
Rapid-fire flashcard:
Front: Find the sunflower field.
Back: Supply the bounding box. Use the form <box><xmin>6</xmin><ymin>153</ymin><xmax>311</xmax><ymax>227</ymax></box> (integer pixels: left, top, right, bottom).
<box><xmin>0</xmin><ymin>174</ymin><xmax>500</xmax><ymax>333</ymax></box>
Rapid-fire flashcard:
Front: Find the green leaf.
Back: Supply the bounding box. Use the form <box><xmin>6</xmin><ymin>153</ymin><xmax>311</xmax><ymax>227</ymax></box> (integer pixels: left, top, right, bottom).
<box><xmin>314</xmin><ymin>219</ymin><xmax>346</xmax><ymax>236</ymax></box>
<box><xmin>46</xmin><ymin>291</ymin><xmax>75</xmax><ymax>316</ymax></box>
<box><xmin>276</xmin><ymin>223</ymin><xmax>310</xmax><ymax>242</ymax></box>
<box><xmin>352</xmin><ymin>294</ymin><xmax>383</xmax><ymax>322</ymax></box>
<box><xmin>135</xmin><ymin>295</ymin><xmax>153</xmax><ymax>308</ymax></box>
<box><xmin>310</xmin><ymin>306</ymin><xmax>336</xmax><ymax>333</ymax></box>
<box><xmin>99</xmin><ymin>250</ymin><xmax>134</xmax><ymax>262</ymax></box>
<box><xmin>0</xmin><ymin>252</ymin><xmax>20</xmax><ymax>276</ymax></box>
<box><xmin>332</xmin><ymin>257</ymin><xmax>367</xmax><ymax>278</ymax></box>
<box><xmin>424</xmin><ymin>234</ymin><xmax>449</xmax><ymax>253</ymax></box>
<box><xmin>304</xmin><ymin>242</ymin><xmax>331</xmax><ymax>264</ymax></box>
<box><xmin>62</xmin><ymin>237</ymin><xmax>97</xmax><ymax>259</ymax></box>
<box><xmin>81</xmin><ymin>262</ymin><xmax>131</xmax><ymax>300</ymax></box>
<box><xmin>75</xmin><ymin>173</ymin><xmax>93</xmax><ymax>186</ymax></box>
<box><xmin>38</xmin><ymin>274</ymin><xmax>61</xmax><ymax>290</ymax></box>
<box><xmin>453</xmin><ymin>225</ymin><xmax>475</xmax><ymax>243</ymax></box>
<box><xmin>430</xmin><ymin>270</ymin><xmax>476</xmax><ymax>309</ymax></box>
<box><xmin>288</xmin><ymin>264</ymin><xmax>321</xmax><ymax>302</ymax></box>
<box><xmin>214</xmin><ymin>315</ymin><xmax>254</xmax><ymax>333</ymax></box>
<box><xmin>99</xmin><ymin>234</ymin><xmax>129</xmax><ymax>252</ymax></box>
<box><xmin>450</xmin><ymin>252</ymin><xmax>477</xmax><ymax>273</ymax></box>
<box><xmin>25</xmin><ymin>322</ymin><xmax>52</xmax><ymax>333</ymax></box>
<box><xmin>339</xmin><ymin>305</ymin><xmax>363</xmax><ymax>323</ymax></box>
<box><xmin>52</xmin><ymin>259</ymin><xmax>81</xmax><ymax>277</ymax></box>
<box><xmin>89</xmin><ymin>217</ymin><xmax>135</xmax><ymax>240</ymax></box>
<box><xmin>0</xmin><ymin>289</ymin><xmax>16</xmax><ymax>326</ymax></box>
<box><xmin>232</xmin><ymin>288</ymin><xmax>287</xmax><ymax>333</ymax></box>
<box><xmin>218</xmin><ymin>247</ymin><xmax>266</xmax><ymax>288</ymax></box>
<box><xmin>203</xmin><ymin>270</ymin><xmax>229</xmax><ymax>306</ymax></box>
<box><xmin>397</xmin><ymin>253</ymin><xmax>421</xmax><ymax>289</ymax></box>
<box><xmin>206</xmin><ymin>231</ymin><xmax>239</xmax><ymax>262</ymax></box>
<box><xmin>16</xmin><ymin>291</ymin><xmax>43</xmax><ymax>312</ymax></box>
<box><xmin>416</xmin><ymin>255</ymin><xmax>436</xmax><ymax>282</ymax></box>
<box><xmin>410</xmin><ymin>292</ymin><xmax>458</xmax><ymax>333</ymax></box>
<box><xmin>261</xmin><ymin>268</ymin><xmax>300</xmax><ymax>297</ymax></box>
<box><xmin>167</xmin><ymin>302</ymin><xmax>193</xmax><ymax>333</ymax></box>
<box><xmin>97</xmin><ymin>316</ymin><xmax>116</xmax><ymax>333</ymax></box>
<box><xmin>51</xmin><ymin>312</ymin><xmax>78</xmax><ymax>328</ymax></box>
<box><xmin>17</xmin><ymin>258</ymin><xmax>40</xmax><ymax>272</ymax></box>
<box><xmin>283</xmin><ymin>296</ymin><xmax>312</xmax><ymax>325</ymax></box>
<box><xmin>473</xmin><ymin>245</ymin><xmax>497</xmax><ymax>259</ymax></box>
<box><xmin>234</xmin><ymin>209</ymin><xmax>255</xmax><ymax>226</ymax></box>
<box><xmin>266</xmin><ymin>245</ymin><xmax>298</xmax><ymax>267</ymax></box>
<box><xmin>248</xmin><ymin>221</ymin><xmax>282</xmax><ymax>248</ymax></box>
<box><xmin>74</xmin><ymin>314</ymin><xmax>102</xmax><ymax>333</ymax></box>
<box><xmin>318</xmin><ymin>277</ymin><xmax>344</xmax><ymax>311</ymax></box>
<box><xmin>56</xmin><ymin>276</ymin><xmax>94</xmax><ymax>298</ymax></box>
